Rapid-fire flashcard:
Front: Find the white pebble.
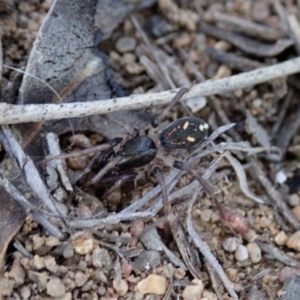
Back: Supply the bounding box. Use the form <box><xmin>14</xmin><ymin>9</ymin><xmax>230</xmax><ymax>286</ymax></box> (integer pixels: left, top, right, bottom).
<box><xmin>182</xmin><ymin>279</ymin><xmax>204</xmax><ymax>300</ymax></box>
<box><xmin>275</xmin><ymin>170</ymin><xmax>287</xmax><ymax>184</ymax></box>
<box><xmin>246</xmin><ymin>242</ymin><xmax>262</xmax><ymax>263</ymax></box>
<box><xmin>274</xmin><ymin>231</ymin><xmax>288</xmax><ymax>246</ymax></box>
<box><xmin>186</xmin><ymin>97</ymin><xmax>207</xmax><ymax>113</ymax></box>
<box><xmin>289</xmin><ymin>194</ymin><xmax>300</xmax><ymax>207</ymax></box>
<box><xmin>286</xmin><ymin>231</ymin><xmax>300</xmax><ymax>251</ymax></box>
<box><xmin>234</xmin><ymin>244</ymin><xmax>249</xmax><ymax>261</ymax></box>
<box><xmin>46</xmin><ymin>277</ymin><xmax>65</xmax><ymax>297</ymax></box>
<box><xmin>136</xmin><ymin>274</ymin><xmax>167</xmax><ymax>295</ymax></box>
<box><xmin>222</xmin><ymin>237</ymin><xmax>240</xmax><ymax>253</ymax></box>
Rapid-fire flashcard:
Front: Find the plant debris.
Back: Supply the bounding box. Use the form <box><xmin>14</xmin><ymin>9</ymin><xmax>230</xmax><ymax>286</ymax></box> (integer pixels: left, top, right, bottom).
<box><xmin>2</xmin><ymin>0</ymin><xmax>300</xmax><ymax>299</ymax></box>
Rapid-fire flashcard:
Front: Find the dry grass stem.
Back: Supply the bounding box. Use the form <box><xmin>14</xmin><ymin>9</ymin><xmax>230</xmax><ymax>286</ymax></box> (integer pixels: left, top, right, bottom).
<box><xmin>1</xmin><ymin>57</ymin><xmax>300</xmax><ymax>124</ymax></box>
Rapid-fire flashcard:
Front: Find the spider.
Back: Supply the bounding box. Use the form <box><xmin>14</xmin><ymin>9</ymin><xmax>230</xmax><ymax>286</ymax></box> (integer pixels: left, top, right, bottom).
<box><xmin>44</xmin><ymin>87</ymin><xmax>210</xmax><ymax>199</ymax></box>
<box><xmin>43</xmin><ymin>86</ymin><xmax>249</xmax><ymax>280</ymax></box>
<box><xmin>44</xmin><ymin>86</ymin><xmax>248</xmax><ymax>234</ymax></box>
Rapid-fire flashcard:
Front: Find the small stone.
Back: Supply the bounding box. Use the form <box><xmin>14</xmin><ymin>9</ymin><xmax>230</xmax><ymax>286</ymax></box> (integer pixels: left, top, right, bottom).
<box><xmin>286</xmin><ymin>231</ymin><xmax>300</xmax><ymax>251</ymax></box>
<box><xmin>243</xmin><ymin>229</ymin><xmax>258</xmax><ymax>242</ymax></box>
<box><xmin>292</xmin><ymin>206</ymin><xmax>300</xmax><ymax>222</ymax></box>
<box><xmin>234</xmin><ymin>89</ymin><xmax>243</xmax><ymax>98</ymax></box>
<box><xmin>252</xmin><ymin>1</ymin><xmax>270</xmax><ymax>22</ymax></box>
<box><xmin>182</xmin><ymin>279</ymin><xmax>204</xmax><ymax>300</ymax></box>
<box><xmin>32</xmin><ymin>255</ymin><xmax>45</xmax><ymax>270</ymax></box>
<box><xmin>20</xmin><ymin>285</ymin><xmax>31</xmax><ymax>299</ymax></box>
<box><xmin>63</xmin><ymin>244</ymin><xmax>74</xmax><ymax>258</ymax></box>
<box><xmin>134</xmin><ymin>292</ymin><xmax>144</xmax><ymax>300</ymax></box>
<box><xmin>199</xmin><ymin>209</ymin><xmax>213</xmax><ymax>222</ymax></box>
<box><xmin>67</xmin><ymin>154</ymin><xmax>89</xmax><ymax>170</ymax></box>
<box><xmin>289</xmin><ymin>194</ymin><xmax>300</xmax><ymax>207</ymax></box>
<box><xmin>72</xmin><ymin>237</ymin><xmax>98</xmax><ymax>255</ymax></box>
<box><xmin>146</xmin><ymin>14</ymin><xmax>172</xmax><ymax>37</ymax></box>
<box><xmin>253</xmin><ymin>98</ymin><xmax>262</xmax><ymax>108</ymax></box>
<box><xmin>78</xmin><ymin>260</ymin><xmax>87</xmax><ymax>271</ymax></box>
<box><xmin>226</xmin><ymin>268</ymin><xmax>238</xmax><ymax>282</ymax></box>
<box><xmin>81</xmin><ymin>280</ymin><xmax>94</xmax><ymax>292</ymax></box>
<box><xmin>201</xmin><ymin>290</ymin><xmax>218</xmax><ymax>300</ymax></box>
<box><xmin>32</xmin><ymin>234</ymin><xmax>45</xmax><ymax>250</ymax></box>
<box><xmin>95</xmin><ymin>269</ymin><xmax>108</xmax><ymax>284</ymax></box>
<box><xmin>45</xmin><ymin>236</ymin><xmax>60</xmax><ymax>247</ymax></box>
<box><xmin>279</xmin><ymin>266</ymin><xmax>300</xmax><ymax>283</ymax></box>
<box><xmin>92</xmin><ymin>247</ymin><xmax>113</xmax><ymax>271</ymax></box>
<box><xmin>234</xmin><ymin>244</ymin><xmax>249</xmax><ymax>262</ymax></box>
<box><xmin>173</xmin><ymin>33</ymin><xmax>192</xmax><ymax>48</ymax></box>
<box><xmin>69</xmin><ymin>134</ymin><xmax>91</xmax><ymax>148</ymax></box>
<box><xmin>274</xmin><ymin>231</ymin><xmax>288</xmax><ymax>246</ymax></box>
<box><xmin>46</xmin><ymin>277</ymin><xmax>65</xmax><ymax>297</ymax></box>
<box><xmin>53</xmin><ymin>187</ymin><xmax>65</xmax><ymax>203</ymax></box>
<box><xmin>133</xmin><ymin>250</ymin><xmax>161</xmax><ymax>272</ymax></box>
<box><xmin>275</xmin><ymin>170</ymin><xmax>287</xmax><ymax>184</ymax></box>
<box><xmin>1</xmin><ymin>278</ymin><xmax>13</xmax><ymax>296</ymax></box>
<box><xmin>8</xmin><ymin>259</ymin><xmax>25</xmax><ymax>286</ymax></box>
<box><xmin>186</xmin><ymin>97</ymin><xmax>207</xmax><ymax>114</ymax></box>
<box><xmin>28</xmin><ymin>271</ymin><xmax>48</xmax><ymax>292</ymax></box>
<box><xmin>246</xmin><ymin>242</ymin><xmax>262</xmax><ymax>264</ymax></box>
<box><xmin>130</xmin><ymin>219</ymin><xmax>144</xmax><ymax>237</ymax></box>
<box><xmin>74</xmin><ymin>271</ymin><xmax>88</xmax><ymax>287</ymax></box>
<box><xmin>62</xmin><ymin>292</ymin><xmax>72</xmax><ymax>300</ymax></box>
<box><xmin>62</xmin><ymin>276</ymin><xmax>76</xmax><ymax>291</ymax></box>
<box><xmin>258</xmin><ymin>216</ymin><xmax>272</xmax><ymax>228</ymax></box>
<box><xmin>121</xmin><ymin>259</ymin><xmax>133</xmax><ymax>278</ymax></box>
<box><xmin>44</xmin><ymin>256</ymin><xmax>58</xmax><ymax>273</ymax></box>
<box><xmin>174</xmin><ymin>268</ymin><xmax>186</xmax><ymax>280</ymax></box>
<box><xmin>113</xmin><ymin>278</ymin><xmax>129</xmax><ymax>296</ymax></box>
<box><xmin>210</xmin><ymin>212</ymin><xmax>220</xmax><ymax>223</ymax></box>
<box><xmin>98</xmin><ymin>286</ymin><xmax>106</xmax><ymax>296</ymax></box>
<box><xmin>222</xmin><ymin>237</ymin><xmax>240</xmax><ymax>253</ymax></box>
<box><xmin>116</xmin><ymin>37</ymin><xmax>136</xmax><ymax>53</ymax></box>
<box><xmin>213</xmin><ymin>64</ymin><xmax>231</xmax><ymax>80</ymax></box>
<box><xmin>120</xmin><ymin>53</ymin><xmax>136</xmax><ymax>65</ymax></box>
<box><xmin>136</xmin><ymin>274</ymin><xmax>167</xmax><ymax>295</ymax></box>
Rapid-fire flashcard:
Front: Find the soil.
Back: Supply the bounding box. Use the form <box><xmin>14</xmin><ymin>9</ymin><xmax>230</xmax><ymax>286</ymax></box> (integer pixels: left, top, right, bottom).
<box><xmin>1</xmin><ymin>1</ymin><xmax>300</xmax><ymax>300</ymax></box>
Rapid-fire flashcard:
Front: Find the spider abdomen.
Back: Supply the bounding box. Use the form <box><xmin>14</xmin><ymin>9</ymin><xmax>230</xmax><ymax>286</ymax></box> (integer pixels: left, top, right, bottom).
<box><xmin>159</xmin><ymin>117</ymin><xmax>209</xmax><ymax>150</ymax></box>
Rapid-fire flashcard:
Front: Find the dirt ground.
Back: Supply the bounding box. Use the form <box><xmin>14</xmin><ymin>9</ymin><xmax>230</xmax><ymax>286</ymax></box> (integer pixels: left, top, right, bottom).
<box><xmin>1</xmin><ymin>0</ymin><xmax>300</xmax><ymax>299</ymax></box>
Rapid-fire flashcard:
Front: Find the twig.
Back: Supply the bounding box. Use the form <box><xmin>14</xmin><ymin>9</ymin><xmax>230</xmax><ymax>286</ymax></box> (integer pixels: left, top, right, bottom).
<box><xmin>0</xmin><ymin>125</ymin><xmax>67</xmax><ymax>234</ymax></box>
<box><xmin>1</xmin><ymin>57</ymin><xmax>300</xmax><ymax>124</ymax></box>
<box><xmin>186</xmin><ymin>187</ymin><xmax>239</xmax><ymax>299</ymax></box>
<box><xmin>257</xmin><ymin>242</ymin><xmax>300</xmax><ymax>267</ymax></box>
<box><xmin>250</xmin><ymin>159</ymin><xmax>300</xmax><ymax>229</ymax></box>
<box><xmin>224</xmin><ymin>152</ymin><xmax>264</xmax><ymax>203</ymax></box>
<box><xmin>270</xmin><ymin>90</ymin><xmax>293</xmax><ymax>140</ymax></box>
<box><xmin>213</xmin><ymin>11</ymin><xmax>285</xmax><ymax>41</ymax></box>
<box><xmin>0</xmin><ymin>126</ymin><xmax>61</xmax><ymax>216</ymax></box>
<box><xmin>140</xmin><ymin>226</ymin><xmax>187</xmax><ymax>270</ymax></box>
<box><xmin>45</xmin><ymin>133</ymin><xmax>73</xmax><ymax>192</ymax></box>
<box><xmin>69</xmin><ymin>211</ymin><xmax>153</xmax><ymax>228</ymax></box>
<box><xmin>0</xmin><ymin>170</ymin><xmax>63</xmax><ymax>238</ymax></box>
<box><xmin>276</xmin><ymin>102</ymin><xmax>300</xmax><ymax>154</ymax></box>
<box><xmin>274</xmin><ymin>0</ymin><xmax>300</xmax><ymax>54</ymax></box>
<box><xmin>204</xmin><ymin>260</ymin><xmax>226</xmax><ymax>300</ymax></box>
<box><xmin>131</xmin><ymin>15</ymin><xmax>176</xmax><ymax>89</ymax></box>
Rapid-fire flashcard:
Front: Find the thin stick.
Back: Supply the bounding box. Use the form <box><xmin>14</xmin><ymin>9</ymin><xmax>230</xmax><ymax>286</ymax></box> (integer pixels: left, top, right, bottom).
<box><xmin>1</xmin><ymin>57</ymin><xmax>300</xmax><ymax>124</ymax></box>
<box><xmin>186</xmin><ymin>187</ymin><xmax>239</xmax><ymax>299</ymax></box>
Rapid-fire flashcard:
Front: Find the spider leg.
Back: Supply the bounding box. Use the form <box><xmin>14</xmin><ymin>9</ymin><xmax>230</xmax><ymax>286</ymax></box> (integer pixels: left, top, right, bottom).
<box><xmin>41</xmin><ymin>137</ymin><xmax>122</xmax><ymax>164</ymax></box>
<box><xmin>86</xmin><ymin>156</ymin><xmax>121</xmax><ymax>186</ymax></box>
<box><xmin>101</xmin><ymin>114</ymin><xmax>140</xmax><ymax>137</ymax></box>
<box><xmin>153</xmin><ymin>166</ymin><xmax>202</xmax><ymax>279</ymax></box>
<box><xmin>101</xmin><ymin>172</ymin><xmax>138</xmax><ymax>199</ymax></box>
<box><xmin>173</xmin><ymin>160</ymin><xmax>249</xmax><ymax>234</ymax></box>
<box><xmin>152</xmin><ymin>87</ymin><xmax>190</xmax><ymax>128</ymax></box>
